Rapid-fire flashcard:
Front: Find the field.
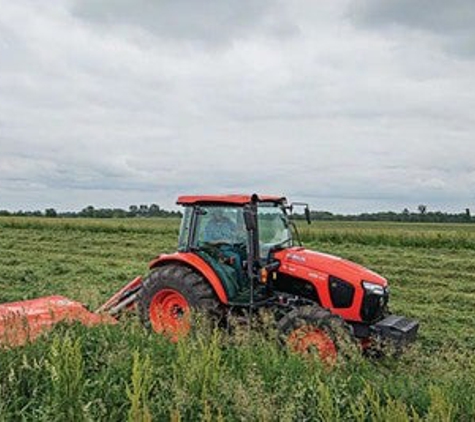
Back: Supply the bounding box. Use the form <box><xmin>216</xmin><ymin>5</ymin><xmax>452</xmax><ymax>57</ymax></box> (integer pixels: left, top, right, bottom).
<box><xmin>1</xmin><ymin>217</ymin><xmax>475</xmax><ymax>421</ymax></box>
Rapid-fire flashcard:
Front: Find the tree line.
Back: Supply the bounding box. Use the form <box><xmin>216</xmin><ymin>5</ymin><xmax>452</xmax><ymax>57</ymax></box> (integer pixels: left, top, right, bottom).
<box><xmin>0</xmin><ymin>204</ymin><xmax>473</xmax><ymax>223</ymax></box>
<box><xmin>0</xmin><ymin>204</ymin><xmax>182</xmax><ymax>219</ymax></box>
<box><xmin>293</xmin><ymin>206</ymin><xmax>473</xmax><ymax>223</ymax></box>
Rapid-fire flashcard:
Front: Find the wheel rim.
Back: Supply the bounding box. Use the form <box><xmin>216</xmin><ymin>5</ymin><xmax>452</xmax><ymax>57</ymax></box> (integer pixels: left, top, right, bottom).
<box><xmin>149</xmin><ymin>289</ymin><xmax>190</xmax><ymax>340</ymax></box>
<box><xmin>287</xmin><ymin>326</ymin><xmax>337</xmax><ymax>364</ymax></box>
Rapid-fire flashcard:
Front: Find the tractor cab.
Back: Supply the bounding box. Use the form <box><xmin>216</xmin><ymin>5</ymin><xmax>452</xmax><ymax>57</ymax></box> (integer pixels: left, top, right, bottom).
<box><xmin>176</xmin><ymin>194</ymin><xmax>294</xmax><ymax>303</ymax></box>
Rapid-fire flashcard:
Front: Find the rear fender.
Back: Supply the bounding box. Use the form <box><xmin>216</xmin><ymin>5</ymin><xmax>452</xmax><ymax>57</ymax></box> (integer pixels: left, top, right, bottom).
<box><xmin>149</xmin><ymin>253</ymin><xmax>228</xmax><ymax>304</ymax></box>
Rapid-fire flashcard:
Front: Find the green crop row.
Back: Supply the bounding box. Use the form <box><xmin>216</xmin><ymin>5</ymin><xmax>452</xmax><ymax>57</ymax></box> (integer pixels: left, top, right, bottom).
<box><xmin>300</xmin><ymin>228</ymin><xmax>475</xmax><ymax>250</ymax></box>
<box><xmin>4</xmin><ymin>216</ymin><xmax>475</xmax><ymax>250</ymax></box>
<box><xmin>0</xmin><ymin>217</ymin><xmax>179</xmax><ymax>236</ymax></box>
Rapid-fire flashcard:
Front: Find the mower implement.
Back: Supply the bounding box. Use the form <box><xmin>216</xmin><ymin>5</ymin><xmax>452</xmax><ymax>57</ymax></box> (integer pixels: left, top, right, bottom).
<box><xmin>0</xmin><ymin>296</ymin><xmax>115</xmax><ymax>347</ymax></box>
<box><xmin>0</xmin><ymin>277</ymin><xmax>143</xmax><ymax>348</ymax></box>
<box><xmin>0</xmin><ymin>193</ymin><xmax>419</xmax><ymax>359</ymax></box>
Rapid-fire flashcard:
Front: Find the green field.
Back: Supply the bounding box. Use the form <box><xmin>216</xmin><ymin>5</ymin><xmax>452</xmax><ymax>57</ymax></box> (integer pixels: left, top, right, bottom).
<box><xmin>1</xmin><ymin>217</ymin><xmax>474</xmax><ymax>420</ymax></box>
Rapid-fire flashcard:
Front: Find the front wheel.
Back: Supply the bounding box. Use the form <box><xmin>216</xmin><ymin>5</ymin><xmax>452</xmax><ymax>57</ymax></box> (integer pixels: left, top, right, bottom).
<box><xmin>138</xmin><ymin>264</ymin><xmax>221</xmax><ymax>341</ymax></box>
<box><xmin>277</xmin><ymin>306</ymin><xmax>355</xmax><ymax>365</ymax></box>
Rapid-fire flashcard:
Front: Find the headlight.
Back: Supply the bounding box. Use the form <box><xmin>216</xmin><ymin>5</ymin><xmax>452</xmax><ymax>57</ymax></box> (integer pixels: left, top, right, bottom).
<box><xmin>361</xmin><ymin>281</ymin><xmax>389</xmax><ymax>322</ymax></box>
<box><xmin>362</xmin><ymin>281</ymin><xmax>386</xmax><ymax>296</ymax></box>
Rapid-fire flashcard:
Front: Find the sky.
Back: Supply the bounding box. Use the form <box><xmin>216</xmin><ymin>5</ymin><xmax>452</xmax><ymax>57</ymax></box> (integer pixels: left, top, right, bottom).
<box><xmin>0</xmin><ymin>0</ymin><xmax>474</xmax><ymax>213</ymax></box>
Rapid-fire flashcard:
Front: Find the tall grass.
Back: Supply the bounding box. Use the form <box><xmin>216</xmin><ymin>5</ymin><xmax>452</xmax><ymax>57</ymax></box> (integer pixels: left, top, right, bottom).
<box><xmin>127</xmin><ymin>350</ymin><xmax>153</xmax><ymax>422</ymax></box>
<box><xmin>47</xmin><ymin>335</ymin><xmax>85</xmax><ymax>421</ymax></box>
<box><xmin>1</xmin><ymin>322</ymin><xmax>473</xmax><ymax>420</ymax></box>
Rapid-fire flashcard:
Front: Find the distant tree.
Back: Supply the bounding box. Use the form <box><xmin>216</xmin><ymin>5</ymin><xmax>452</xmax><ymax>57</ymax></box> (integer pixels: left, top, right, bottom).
<box><xmin>466</xmin><ymin>208</ymin><xmax>471</xmax><ymax>220</ymax></box>
<box><xmin>112</xmin><ymin>208</ymin><xmax>128</xmax><ymax>218</ymax></box>
<box><xmin>80</xmin><ymin>205</ymin><xmax>95</xmax><ymax>218</ymax></box>
<box><xmin>138</xmin><ymin>204</ymin><xmax>149</xmax><ymax>217</ymax></box>
<box><xmin>128</xmin><ymin>205</ymin><xmax>138</xmax><ymax>217</ymax></box>
<box><xmin>309</xmin><ymin>211</ymin><xmax>334</xmax><ymax>221</ymax></box>
<box><xmin>45</xmin><ymin>208</ymin><xmax>57</xmax><ymax>218</ymax></box>
<box><xmin>149</xmin><ymin>204</ymin><xmax>161</xmax><ymax>217</ymax></box>
<box><xmin>418</xmin><ymin>204</ymin><xmax>427</xmax><ymax>215</ymax></box>
<box><xmin>95</xmin><ymin>208</ymin><xmax>113</xmax><ymax>218</ymax></box>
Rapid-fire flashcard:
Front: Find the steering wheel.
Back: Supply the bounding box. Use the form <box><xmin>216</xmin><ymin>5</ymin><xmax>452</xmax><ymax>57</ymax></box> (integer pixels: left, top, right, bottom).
<box><xmin>259</xmin><ymin>241</ymin><xmax>272</xmax><ymax>255</ymax></box>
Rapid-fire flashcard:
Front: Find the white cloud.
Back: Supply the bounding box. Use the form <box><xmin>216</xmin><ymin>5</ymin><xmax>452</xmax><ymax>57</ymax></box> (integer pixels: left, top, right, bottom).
<box><xmin>0</xmin><ymin>0</ymin><xmax>474</xmax><ymax>212</ymax></box>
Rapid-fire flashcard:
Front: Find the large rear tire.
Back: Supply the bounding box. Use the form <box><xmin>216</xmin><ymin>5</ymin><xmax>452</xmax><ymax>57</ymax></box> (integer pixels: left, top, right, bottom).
<box><xmin>138</xmin><ymin>264</ymin><xmax>221</xmax><ymax>341</ymax></box>
<box><xmin>277</xmin><ymin>305</ymin><xmax>355</xmax><ymax>365</ymax></box>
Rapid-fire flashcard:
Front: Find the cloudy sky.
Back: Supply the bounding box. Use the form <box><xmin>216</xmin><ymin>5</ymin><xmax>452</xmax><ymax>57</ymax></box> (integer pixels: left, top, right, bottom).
<box><xmin>0</xmin><ymin>0</ymin><xmax>474</xmax><ymax>213</ymax></box>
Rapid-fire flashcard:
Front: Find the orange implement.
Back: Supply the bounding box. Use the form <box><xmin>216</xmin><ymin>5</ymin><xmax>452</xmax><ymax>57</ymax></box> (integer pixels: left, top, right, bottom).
<box><xmin>0</xmin><ymin>295</ymin><xmax>116</xmax><ymax>348</ymax></box>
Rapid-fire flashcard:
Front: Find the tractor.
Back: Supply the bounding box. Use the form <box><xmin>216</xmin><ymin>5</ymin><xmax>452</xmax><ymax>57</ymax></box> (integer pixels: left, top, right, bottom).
<box><xmin>0</xmin><ymin>194</ymin><xmax>419</xmax><ymax>361</ymax></box>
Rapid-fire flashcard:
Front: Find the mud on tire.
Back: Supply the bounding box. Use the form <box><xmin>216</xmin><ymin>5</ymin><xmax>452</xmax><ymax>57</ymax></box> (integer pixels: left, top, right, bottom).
<box><xmin>277</xmin><ymin>305</ymin><xmax>357</xmax><ymax>363</ymax></box>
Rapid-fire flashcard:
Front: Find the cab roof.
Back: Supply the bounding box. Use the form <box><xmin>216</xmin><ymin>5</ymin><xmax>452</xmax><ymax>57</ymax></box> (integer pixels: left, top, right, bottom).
<box><xmin>176</xmin><ymin>194</ymin><xmax>286</xmax><ymax>206</ymax></box>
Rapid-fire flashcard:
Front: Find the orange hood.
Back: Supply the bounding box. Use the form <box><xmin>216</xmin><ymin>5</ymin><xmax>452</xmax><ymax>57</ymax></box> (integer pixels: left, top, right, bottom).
<box><xmin>274</xmin><ymin>247</ymin><xmax>387</xmax><ymax>287</ymax></box>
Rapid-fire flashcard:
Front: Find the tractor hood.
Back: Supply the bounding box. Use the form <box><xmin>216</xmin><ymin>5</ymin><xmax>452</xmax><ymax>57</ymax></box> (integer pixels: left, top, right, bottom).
<box><xmin>274</xmin><ymin>247</ymin><xmax>387</xmax><ymax>287</ymax></box>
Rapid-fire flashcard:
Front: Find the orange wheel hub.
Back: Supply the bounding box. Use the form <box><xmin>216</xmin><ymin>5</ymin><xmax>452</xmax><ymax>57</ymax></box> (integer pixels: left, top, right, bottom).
<box><xmin>287</xmin><ymin>326</ymin><xmax>337</xmax><ymax>364</ymax></box>
<box><xmin>149</xmin><ymin>289</ymin><xmax>190</xmax><ymax>341</ymax></box>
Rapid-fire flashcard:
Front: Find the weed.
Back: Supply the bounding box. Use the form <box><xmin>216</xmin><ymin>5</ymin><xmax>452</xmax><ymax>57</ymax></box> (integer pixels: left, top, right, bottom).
<box><xmin>126</xmin><ymin>350</ymin><xmax>153</xmax><ymax>422</ymax></box>
<box><xmin>47</xmin><ymin>334</ymin><xmax>85</xmax><ymax>421</ymax></box>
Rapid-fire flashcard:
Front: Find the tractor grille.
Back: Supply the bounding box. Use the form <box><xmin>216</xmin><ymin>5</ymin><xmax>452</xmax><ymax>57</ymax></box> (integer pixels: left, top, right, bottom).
<box><xmin>360</xmin><ymin>287</ymin><xmax>389</xmax><ymax>323</ymax></box>
<box><xmin>328</xmin><ymin>276</ymin><xmax>355</xmax><ymax>308</ymax></box>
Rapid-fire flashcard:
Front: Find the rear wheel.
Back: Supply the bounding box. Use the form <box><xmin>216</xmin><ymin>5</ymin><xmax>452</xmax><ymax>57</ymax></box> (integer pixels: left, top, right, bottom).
<box><xmin>138</xmin><ymin>264</ymin><xmax>221</xmax><ymax>341</ymax></box>
<box><xmin>277</xmin><ymin>306</ymin><xmax>355</xmax><ymax>365</ymax></box>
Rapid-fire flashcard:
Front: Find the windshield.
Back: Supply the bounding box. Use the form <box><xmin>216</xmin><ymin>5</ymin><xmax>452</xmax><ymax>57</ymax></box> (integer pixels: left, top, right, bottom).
<box><xmin>185</xmin><ymin>203</ymin><xmax>291</xmax><ymax>258</ymax></box>
<box><xmin>258</xmin><ymin>204</ymin><xmax>292</xmax><ymax>258</ymax></box>
<box><xmin>193</xmin><ymin>206</ymin><xmax>246</xmax><ymax>247</ymax></box>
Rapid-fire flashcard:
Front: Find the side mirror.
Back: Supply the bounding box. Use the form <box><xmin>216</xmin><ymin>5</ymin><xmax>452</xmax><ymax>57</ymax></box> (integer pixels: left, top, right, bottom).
<box><xmin>289</xmin><ymin>201</ymin><xmax>311</xmax><ymax>224</ymax></box>
<box><xmin>305</xmin><ymin>206</ymin><xmax>311</xmax><ymax>224</ymax></box>
<box><xmin>243</xmin><ymin>205</ymin><xmax>257</xmax><ymax>231</ymax></box>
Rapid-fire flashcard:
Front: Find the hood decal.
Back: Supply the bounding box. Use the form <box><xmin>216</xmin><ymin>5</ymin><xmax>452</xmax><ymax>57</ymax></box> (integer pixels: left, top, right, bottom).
<box><xmin>277</xmin><ymin>248</ymin><xmax>387</xmax><ymax>287</ymax></box>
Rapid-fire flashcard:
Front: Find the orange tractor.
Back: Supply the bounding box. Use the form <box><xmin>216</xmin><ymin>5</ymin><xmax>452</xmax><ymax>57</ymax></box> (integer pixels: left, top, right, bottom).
<box><xmin>0</xmin><ymin>194</ymin><xmax>418</xmax><ymax>360</ymax></box>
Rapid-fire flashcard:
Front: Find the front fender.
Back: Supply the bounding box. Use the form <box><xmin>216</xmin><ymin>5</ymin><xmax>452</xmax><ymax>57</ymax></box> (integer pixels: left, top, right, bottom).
<box><xmin>148</xmin><ymin>252</ymin><xmax>228</xmax><ymax>304</ymax></box>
